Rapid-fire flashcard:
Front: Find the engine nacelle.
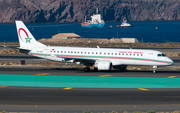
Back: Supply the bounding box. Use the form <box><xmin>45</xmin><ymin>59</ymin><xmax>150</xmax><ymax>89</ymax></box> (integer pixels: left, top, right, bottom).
<box><xmin>95</xmin><ymin>61</ymin><xmax>112</xmax><ymax>70</ymax></box>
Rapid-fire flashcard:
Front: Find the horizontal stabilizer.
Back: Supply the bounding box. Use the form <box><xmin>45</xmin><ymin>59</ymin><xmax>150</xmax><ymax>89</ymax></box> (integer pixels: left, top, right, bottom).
<box><xmin>17</xmin><ymin>47</ymin><xmax>31</xmax><ymax>53</ymax></box>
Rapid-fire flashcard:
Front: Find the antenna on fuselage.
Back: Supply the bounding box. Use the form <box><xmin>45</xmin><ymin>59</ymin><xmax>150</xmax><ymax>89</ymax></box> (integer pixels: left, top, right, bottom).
<box><xmin>130</xmin><ymin>46</ymin><xmax>132</xmax><ymax>49</ymax></box>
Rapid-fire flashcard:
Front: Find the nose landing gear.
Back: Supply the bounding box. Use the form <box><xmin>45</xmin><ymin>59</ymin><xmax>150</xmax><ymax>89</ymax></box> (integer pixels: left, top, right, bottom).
<box><xmin>152</xmin><ymin>66</ymin><xmax>157</xmax><ymax>73</ymax></box>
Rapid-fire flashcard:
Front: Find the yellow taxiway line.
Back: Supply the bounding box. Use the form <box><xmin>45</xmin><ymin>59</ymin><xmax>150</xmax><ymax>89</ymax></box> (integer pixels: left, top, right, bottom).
<box><xmin>99</xmin><ymin>75</ymin><xmax>112</xmax><ymax>77</ymax></box>
<box><xmin>138</xmin><ymin>88</ymin><xmax>149</xmax><ymax>91</ymax></box>
<box><xmin>0</xmin><ymin>86</ymin><xmax>8</xmax><ymax>87</ymax></box>
<box><xmin>168</xmin><ymin>76</ymin><xmax>176</xmax><ymax>78</ymax></box>
<box><xmin>63</xmin><ymin>87</ymin><xmax>73</xmax><ymax>90</ymax></box>
<box><xmin>36</xmin><ymin>73</ymin><xmax>50</xmax><ymax>75</ymax></box>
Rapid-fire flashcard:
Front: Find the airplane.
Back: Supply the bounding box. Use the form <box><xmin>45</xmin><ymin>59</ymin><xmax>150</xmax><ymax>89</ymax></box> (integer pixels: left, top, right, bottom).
<box><xmin>15</xmin><ymin>21</ymin><xmax>174</xmax><ymax>73</ymax></box>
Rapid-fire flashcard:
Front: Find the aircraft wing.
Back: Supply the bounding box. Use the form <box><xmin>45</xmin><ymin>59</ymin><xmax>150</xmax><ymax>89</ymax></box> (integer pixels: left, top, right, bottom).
<box><xmin>62</xmin><ymin>57</ymin><xmax>96</xmax><ymax>65</ymax></box>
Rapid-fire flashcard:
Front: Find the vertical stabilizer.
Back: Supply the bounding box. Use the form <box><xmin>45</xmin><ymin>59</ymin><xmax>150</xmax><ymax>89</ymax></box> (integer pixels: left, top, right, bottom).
<box><xmin>15</xmin><ymin>21</ymin><xmax>46</xmax><ymax>48</ymax></box>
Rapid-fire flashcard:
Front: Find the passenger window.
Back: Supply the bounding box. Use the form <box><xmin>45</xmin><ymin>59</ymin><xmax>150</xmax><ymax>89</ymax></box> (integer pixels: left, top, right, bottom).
<box><xmin>96</xmin><ymin>52</ymin><xmax>98</xmax><ymax>54</ymax></box>
<box><xmin>92</xmin><ymin>52</ymin><xmax>94</xmax><ymax>54</ymax></box>
<box><xmin>61</xmin><ymin>51</ymin><xmax>63</xmax><ymax>53</ymax></box>
<box><xmin>126</xmin><ymin>54</ymin><xmax>128</xmax><ymax>55</ymax></box>
<box><xmin>64</xmin><ymin>51</ymin><xmax>66</xmax><ymax>53</ymax></box>
<box><xmin>84</xmin><ymin>52</ymin><xmax>86</xmax><ymax>54</ymax></box>
<box><xmin>141</xmin><ymin>54</ymin><xmax>143</xmax><ymax>56</ymax></box>
<box><xmin>104</xmin><ymin>53</ymin><xmax>106</xmax><ymax>55</ymax></box>
<box><xmin>111</xmin><ymin>53</ymin><xmax>113</xmax><ymax>55</ymax></box>
<box><xmin>133</xmin><ymin>54</ymin><xmax>135</xmax><ymax>56</ymax></box>
<box><xmin>119</xmin><ymin>53</ymin><xmax>121</xmax><ymax>55</ymax></box>
<box><xmin>71</xmin><ymin>51</ymin><xmax>73</xmax><ymax>53</ymax></box>
<box><xmin>88</xmin><ymin>52</ymin><xmax>90</xmax><ymax>54</ymax></box>
<box><xmin>74</xmin><ymin>52</ymin><xmax>76</xmax><ymax>53</ymax></box>
<box><xmin>54</xmin><ymin>51</ymin><xmax>56</xmax><ymax>53</ymax></box>
<box><xmin>81</xmin><ymin>52</ymin><xmax>83</xmax><ymax>54</ymax></box>
<box><xmin>100</xmin><ymin>52</ymin><xmax>101</xmax><ymax>54</ymax></box>
<box><xmin>77</xmin><ymin>52</ymin><xmax>79</xmax><ymax>54</ymax></box>
<box><xmin>137</xmin><ymin>54</ymin><xmax>139</xmax><ymax>56</ymax></box>
<box><xmin>115</xmin><ymin>53</ymin><xmax>117</xmax><ymax>55</ymax></box>
<box><xmin>68</xmin><ymin>51</ymin><xmax>70</xmax><ymax>53</ymax></box>
<box><xmin>130</xmin><ymin>54</ymin><xmax>131</xmax><ymax>56</ymax></box>
<box><xmin>122</xmin><ymin>54</ymin><xmax>124</xmax><ymax>55</ymax></box>
<box><xmin>108</xmin><ymin>53</ymin><xmax>110</xmax><ymax>55</ymax></box>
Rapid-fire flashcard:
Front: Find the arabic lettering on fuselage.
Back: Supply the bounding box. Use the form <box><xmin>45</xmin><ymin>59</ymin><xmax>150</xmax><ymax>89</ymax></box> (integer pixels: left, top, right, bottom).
<box><xmin>119</xmin><ymin>51</ymin><xmax>143</xmax><ymax>54</ymax></box>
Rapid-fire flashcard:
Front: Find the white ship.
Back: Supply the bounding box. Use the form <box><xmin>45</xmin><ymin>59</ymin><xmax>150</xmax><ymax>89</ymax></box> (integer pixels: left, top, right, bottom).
<box><xmin>115</xmin><ymin>17</ymin><xmax>133</xmax><ymax>28</ymax></box>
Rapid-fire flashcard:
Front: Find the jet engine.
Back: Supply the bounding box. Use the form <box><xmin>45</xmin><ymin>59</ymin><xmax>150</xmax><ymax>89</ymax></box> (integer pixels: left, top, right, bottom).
<box><xmin>95</xmin><ymin>61</ymin><xmax>112</xmax><ymax>70</ymax></box>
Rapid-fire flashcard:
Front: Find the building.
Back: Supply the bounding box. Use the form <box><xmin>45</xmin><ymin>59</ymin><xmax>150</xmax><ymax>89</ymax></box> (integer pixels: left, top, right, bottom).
<box><xmin>121</xmin><ymin>38</ymin><xmax>139</xmax><ymax>43</ymax></box>
<box><xmin>52</xmin><ymin>33</ymin><xmax>81</xmax><ymax>39</ymax></box>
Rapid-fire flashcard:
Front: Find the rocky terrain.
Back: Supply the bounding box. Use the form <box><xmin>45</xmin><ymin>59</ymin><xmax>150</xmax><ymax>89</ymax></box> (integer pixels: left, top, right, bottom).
<box><xmin>0</xmin><ymin>0</ymin><xmax>179</xmax><ymax>23</ymax></box>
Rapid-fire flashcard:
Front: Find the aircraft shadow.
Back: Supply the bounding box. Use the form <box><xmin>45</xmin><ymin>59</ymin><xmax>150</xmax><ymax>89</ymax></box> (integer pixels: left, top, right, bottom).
<box><xmin>45</xmin><ymin>67</ymin><xmax>180</xmax><ymax>73</ymax></box>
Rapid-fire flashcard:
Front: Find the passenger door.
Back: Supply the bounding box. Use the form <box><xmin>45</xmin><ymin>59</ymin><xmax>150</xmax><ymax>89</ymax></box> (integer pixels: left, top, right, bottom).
<box><xmin>148</xmin><ymin>53</ymin><xmax>153</xmax><ymax>61</ymax></box>
<box><xmin>44</xmin><ymin>49</ymin><xmax>48</xmax><ymax>57</ymax></box>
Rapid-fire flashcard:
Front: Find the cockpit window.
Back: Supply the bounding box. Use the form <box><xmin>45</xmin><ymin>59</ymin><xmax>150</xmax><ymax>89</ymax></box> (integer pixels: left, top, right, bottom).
<box><xmin>157</xmin><ymin>54</ymin><xmax>166</xmax><ymax>57</ymax></box>
<box><xmin>162</xmin><ymin>54</ymin><xmax>166</xmax><ymax>57</ymax></box>
<box><xmin>157</xmin><ymin>54</ymin><xmax>161</xmax><ymax>57</ymax></box>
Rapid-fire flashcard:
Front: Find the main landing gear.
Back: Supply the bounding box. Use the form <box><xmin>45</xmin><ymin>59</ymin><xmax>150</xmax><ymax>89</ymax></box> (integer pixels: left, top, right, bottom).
<box><xmin>84</xmin><ymin>67</ymin><xmax>90</xmax><ymax>72</ymax></box>
<box><xmin>152</xmin><ymin>66</ymin><xmax>157</xmax><ymax>73</ymax></box>
<box><xmin>84</xmin><ymin>63</ymin><xmax>93</xmax><ymax>72</ymax></box>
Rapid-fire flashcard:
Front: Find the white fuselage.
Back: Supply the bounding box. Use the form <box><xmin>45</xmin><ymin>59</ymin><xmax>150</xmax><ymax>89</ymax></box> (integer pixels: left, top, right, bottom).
<box><xmin>15</xmin><ymin>20</ymin><xmax>174</xmax><ymax>72</ymax></box>
<box><xmin>27</xmin><ymin>46</ymin><xmax>174</xmax><ymax>66</ymax></box>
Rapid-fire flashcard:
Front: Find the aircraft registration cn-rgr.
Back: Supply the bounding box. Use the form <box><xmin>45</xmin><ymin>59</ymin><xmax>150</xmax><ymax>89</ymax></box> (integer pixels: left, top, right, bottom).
<box><xmin>15</xmin><ymin>21</ymin><xmax>174</xmax><ymax>73</ymax></box>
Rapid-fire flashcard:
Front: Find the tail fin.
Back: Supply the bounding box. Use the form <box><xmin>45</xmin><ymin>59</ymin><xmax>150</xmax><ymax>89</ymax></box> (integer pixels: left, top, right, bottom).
<box><xmin>15</xmin><ymin>21</ymin><xmax>46</xmax><ymax>48</ymax></box>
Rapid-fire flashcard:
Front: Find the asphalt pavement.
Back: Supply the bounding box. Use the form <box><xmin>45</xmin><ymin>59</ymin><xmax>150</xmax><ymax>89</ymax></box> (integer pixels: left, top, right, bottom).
<box><xmin>0</xmin><ymin>87</ymin><xmax>180</xmax><ymax>112</ymax></box>
<box><xmin>0</xmin><ymin>53</ymin><xmax>180</xmax><ymax>112</ymax></box>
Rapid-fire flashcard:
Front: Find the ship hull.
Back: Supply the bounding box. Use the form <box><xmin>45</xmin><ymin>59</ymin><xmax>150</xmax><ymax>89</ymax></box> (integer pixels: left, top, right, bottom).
<box><xmin>114</xmin><ymin>25</ymin><xmax>133</xmax><ymax>28</ymax></box>
<box><xmin>81</xmin><ymin>23</ymin><xmax>105</xmax><ymax>28</ymax></box>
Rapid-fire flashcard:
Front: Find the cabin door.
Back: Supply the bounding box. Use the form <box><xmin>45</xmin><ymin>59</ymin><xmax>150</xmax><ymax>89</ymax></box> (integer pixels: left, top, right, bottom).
<box><xmin>148</xmin><ymin>53</ymin><xmax>153</xmax><ymax>60</ymax></box>
<box><xmin>51</xmin><ymin>50</ymin><xmax>55</xmax><ymax>57</ymax></box>
<box><xmin>44</xmin><ymin>49</ymin><xmax>48</xmax><ymax>57</ymax></box>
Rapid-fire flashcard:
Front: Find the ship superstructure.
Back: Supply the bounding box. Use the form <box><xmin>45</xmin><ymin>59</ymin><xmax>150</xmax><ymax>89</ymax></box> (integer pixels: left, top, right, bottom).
<box><xmin>115</xmin><ymin>17</ymin><xmax>133</xmax><ymax>28</ymax></box>
<box><xmin>81</xmin><ymin>8</ymin><xmax>105</xmax><ymax>28</ymax></box>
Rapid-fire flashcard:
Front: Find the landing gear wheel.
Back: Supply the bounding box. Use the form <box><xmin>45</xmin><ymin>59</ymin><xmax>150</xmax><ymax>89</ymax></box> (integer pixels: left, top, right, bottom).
<box><xmin>94</xmin><ymin>68</ymin><xmax>98</xmax><ymax>72</ymax></box>
<box><xmin>153</xmin><ymin>69</ymin><xmax>156</xmax><ymax>74</ymax></box>
<box><xmin>84</xmin><ymin>68</ymin><xmax>90</xmax><ymax>72</ymax></box>
<box><xmin>123</xmin><ymin>65</ymin><xmax>127</xmax><ymax>69</ymax></box>
<box><xmin>152</xmin><ymin>66</ymin><xmax>157</xmax><ymax>74</ymax></box>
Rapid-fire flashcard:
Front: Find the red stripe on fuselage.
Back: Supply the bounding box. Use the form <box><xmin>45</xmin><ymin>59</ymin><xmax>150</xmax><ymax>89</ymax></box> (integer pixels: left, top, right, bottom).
<box><xmin>29</xmin><ymin>53</ymin><xmax>173</xmax><ymax>65</ymax></box>
<box><xmin>56</xmin><ymin>55</ymin><xmax>173</xmax><ymax>65</ymax></box>
<box><xmin>29</xmin><ymin>53</ymin><xmax>51</xmax><ymax>56</ymax></box>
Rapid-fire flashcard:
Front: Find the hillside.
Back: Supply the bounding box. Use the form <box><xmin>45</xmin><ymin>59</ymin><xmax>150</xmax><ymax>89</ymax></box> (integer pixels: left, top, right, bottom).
<box><xmin>0</xmin><ymin>0</ymin><xmax>179</xmax><ymax>23</ymax></box>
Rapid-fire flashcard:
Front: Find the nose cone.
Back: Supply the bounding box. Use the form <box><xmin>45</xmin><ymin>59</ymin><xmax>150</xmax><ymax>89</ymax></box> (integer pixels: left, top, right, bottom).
<box><xmin>168</xmin><ymin>58</ymin><xmax>174</xmax><ymax>65</ymax></box>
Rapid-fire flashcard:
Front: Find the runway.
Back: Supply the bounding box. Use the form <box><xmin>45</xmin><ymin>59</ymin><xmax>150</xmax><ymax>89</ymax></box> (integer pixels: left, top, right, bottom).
<box><xmin>0</xmin><ymin>66</ymin><xmax>180</xmax><ymax>78</ymax></box>
<box><xmin>0</xmin><ymin>54</ymin><xmax>180</xmax><ymax>112</ymax></box>
<box><xmin>0</xmin><ymin>87</ymin><xmax>180</xmax><ymax>112</ymax></box>
<box><xmin>0</xmin><ymin>67</ymin><xmax>180</xmax><ymax>112</ymax></box>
